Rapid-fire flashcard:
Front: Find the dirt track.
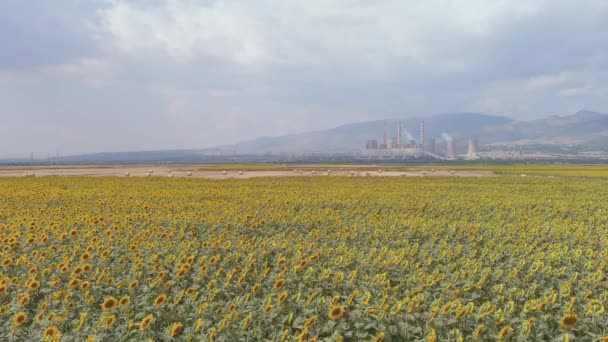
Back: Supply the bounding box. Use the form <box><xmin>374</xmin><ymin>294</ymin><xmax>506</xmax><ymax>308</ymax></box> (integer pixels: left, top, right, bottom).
<box><xmin>0</xmin><ymin>167</ymin><xmax>496</xmax><ymax>178</ymax></box>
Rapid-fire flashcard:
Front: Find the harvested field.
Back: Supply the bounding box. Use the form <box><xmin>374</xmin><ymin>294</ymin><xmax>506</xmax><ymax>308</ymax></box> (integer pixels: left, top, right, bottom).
<box><xmin>0</xmin><ymin>166</ymin><xmax>496</xmax><ymax>178</ymax></box>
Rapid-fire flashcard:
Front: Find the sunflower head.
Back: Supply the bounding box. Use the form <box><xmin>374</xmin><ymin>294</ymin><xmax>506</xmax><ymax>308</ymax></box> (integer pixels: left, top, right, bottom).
<box><xmin>119</xmin><ymin>296</ymin><xmax>131</xmax><ymax>307</ymax></box>
<box><xmin>273</xmin><ymin>278</ymin><xmax>285</xmax><ymax>290</ymax></box>
<box><xmin>264</xmin><ymin>304</ymin><xmax>273</xmax><ymax>315</ymax></box>
<box><xmin>105</xmin><ymin>315</ymin><xmax>116</xmax><ymax>329</ymax></box>
<box><xmin>154</xmin><ymin>294</ymin><xmax>167</xmax><ymax>307</ymax></box>
<box><xmin>139</xmin><ymin>314</ymin><xmax>154</xmax><ymax>332</ymax></box>
<box><xmin>328</xmin><ymin>305</ymin><xmax>345</xmax><ymax>320</ymax></box>
<box><xmin>13</xmin><ymin>312</ymin><xmax>27</xmax><ymax>326</ymax></box>
<box><xmin>169</xmin><ymin>322</ymin><xmax>184</xmax><ymax>337</ymax></box>
<box><xmin>44</xmin><ymin>325</ymin><xmax>59</xmax><ymax>337</ymax></box>
<box><xmin>560</xmin><ymin>313</ymin><xmax>578</xmax><ymax>329</ymax></box>
<box><xmin>101</xmin><ymin>297</ymin><xmax>118</xmax><ymax>311</ymax></box>
<box><xmin>128</xmin><ymin>280</ymin><xmax>139</xmax><ymax>291</ymax></box>
<box><xmin>27</xmin><ymin>279</ymin><xmax>41</xmax><ymax>291</ymax></box>
<box><xmin>497</xmin><ymin>326</ymin><xmax>514</xmax><ymax>341</ymax></box>
<box><xmin>587</xmin><ymin>299</ymin><xmax>605</xmax><ymax>316</ymax></box>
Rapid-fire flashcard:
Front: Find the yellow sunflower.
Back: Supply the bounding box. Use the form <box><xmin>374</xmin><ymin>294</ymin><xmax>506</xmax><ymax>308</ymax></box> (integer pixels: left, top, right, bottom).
<box><xmin>154</xmin><ymin>294</ymin><xmax>167</xmax><ymax>307</ymax></box>
<box><xmin>140</xmin><ymin>314</ymin><xmax>154</xmax><ymax>332</ymax></box>
<box><xmin>274</xmin><ymin>278</ymin><xmax>285</xmax><ymax>290</ymax></box>
<box><xmin>169</xmin><ymin>322</ymin><xmax>184</xmax><ymax>337</ymax></box>
<box><xmin>101</xmin><ymin>296</ymin><xmax>118</xmax><ymax>311</ymax></box>
<box><xmin>560</xmin><ymin>313</ymin><xmax>578</xmax><ymax>329</ymax></box>
<box><xmin>44</xmin><ymin>325</ymin><xmax>59</xmax><ymax>338</ymax></box>
<box><xmin>328</xmin><ymin>305</ymin><xmax>345</xmax><ymax>320</ymax></box>
<box><xmin>587</xmin><ymin>299</ymin><xmax>605</xmax><ymax>316</ymax></box>
<box><xmin>497</xmin><ymin>326</ymin><xmax>514</xmax><ymax>341</ymax></box>
<box><xmin>13</xmin><ymin>312</ymin><xmax>27</xmax><ymax>327</ymax></box>
<box><xmin>128</xmin><ymin>280</ymin><xmax>139</xmax><ymax>291</ymax></box>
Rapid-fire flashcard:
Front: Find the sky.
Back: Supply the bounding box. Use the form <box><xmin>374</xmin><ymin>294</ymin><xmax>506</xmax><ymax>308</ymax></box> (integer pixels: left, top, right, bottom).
<box><xmin>1</xmin><ymin>0</ymin><xmax>607</xmax><ymax>158</ymax></box>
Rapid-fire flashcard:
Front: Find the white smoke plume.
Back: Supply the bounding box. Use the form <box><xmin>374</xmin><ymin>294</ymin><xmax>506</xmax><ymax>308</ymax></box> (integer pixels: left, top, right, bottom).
<box><xmin>441</xmin><ymin>133</ymin><xmax>453</xmax><ymax>142</ymax></box>
<box><xmin>403</xmin><ymin>129</ymin><xmax>414</xmax><ymax>141</ymax></box>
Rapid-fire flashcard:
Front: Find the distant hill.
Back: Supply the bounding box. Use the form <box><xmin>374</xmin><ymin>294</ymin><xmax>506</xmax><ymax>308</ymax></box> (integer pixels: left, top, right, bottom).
<box><xmin>482</xmin><ymin>110</ymin><xmax>608</xmax><ymax>147</ymax></box>
<box><xmin>228</xmin><ymin>110</ymin><xmax>608</xmax><ymax>154</ymax></box>
<box><xmin>7</xmin><ymin>110</ymin><xmax>607</xmax><ymax>164</ymax></box>
<box><xmin>231</xmin><ymin>112</ymin><xmax>514</xmax><ymax>154</ymax></box>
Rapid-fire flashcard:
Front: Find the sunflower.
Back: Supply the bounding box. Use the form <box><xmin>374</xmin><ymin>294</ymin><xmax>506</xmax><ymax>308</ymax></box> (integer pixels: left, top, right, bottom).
<box><xmin>328</xmin><ymin>305</ymin><xmax>345</xmax><ymax>320</ymax></box>
<box><xmin>101</xmin><ymin>296</ymin><xmax>118</xmax><ymax>311</ymax></box>
<box><xmin>274</xmin><ymin>278</ymin><xmax>285</xmax><ymax>290</ymax></box>
<box><xmin>374</xmin><ymin>332</ymin><xmax>385</xmax><ymax>342</ymax></box>
<box><xmin>185</xmin><ymin>288</ymin><xmax>196</xmax><ymax>296</ymax></box>
<box><xmin>560</xmin><ymin>313</ymin><xmax>578</xmax><ymax>329</ymax></box>
<box><xmin>154</xmin><ymin>294</ymin><xmax>167</xmax><ymax>307</ymax></box>
<box><xmin>587</xmin><ymin>299</ymin><xmax>605</xmax><ymax>316</ymax></box>
<box><xmin>169</xmin><ymin>322</ymin><xmax>184</xmax><ymax>337</ymax></box>
<box><xmin>81</xmin><ymin>253</ymin><xmax>91</xmax><ymax>261</ymax></box>
<box><xmin>305</xmin><ymin>315</ymin><xmax>317</xmax><ymax>328</ymax></box>
<box><xmin>280</xmin><ymin>329</ymin><xmax>290</xmax><ymax>341</ymax></box>
<box><xmin>140</xmin><ymin>314</ymin><xmax>154</xmax><ymax>332</ymax></box>
<box><xmin>119</xmin><ymin>296</ymin><xmax>131</xmax><ymax>307</ymax></box>
<box><xmin>427</xmin><ymin>328</ymin><xmax>437</xmax><ymax>342</ymax></box>
<box><xmin>81</xmin><ymin>281</ymin><xmax>91</xmax><ymax>291</ymax></box>
<box><xmin>27</xmin><ymin>279</ymin><xmax>41</xmax><ymax>291</ymax></box>
<box><xmin>473</xmin><ymin>324</ymin><xmax>485</xmax><ymax>340</ymax></box>
<box><xmin>0</xmin><ymin>283</ymin><xmax>7</xmax><ymax>294</ymax></box>
<box><xmin>68</xmin><ymin>278</ymin><xmax>80</xmax><ymax>289</ymax></box>
<box><xmin>242</xmin><ymin>313</ymin><xmax>253</xmax><ymax>329</ymax></box>
<box><xmin>13</xmin><ymin>312</ymin><xmax>27</xmax><ymax>326</ymax></box>
<box><xmin>72</xmin><ymin>267</ymin><xmax>83</xmax><ymax>276</ymax></box>
<box><xmin>264</xmin><ymin>304</ymin><xmax>273</xmax><ymax>315</ymax></box>
<box><xmin>128</xmin><ymin>280</ymin><xmax>139</xmax><ymax>291</ymax></box>
<box><xmin>82</xmin><ymin>264</ymin><xmax>92</xmax><ymax>272</ymax></box>
<box><xmin>298</xmin><ymin>328</ymin><xmax>309</xmax><ymax>342</ymax></box>
<box><xmin>105</xmin><ymin>315</ymin><xmax>116</xmax><ymax>329</ymax></box>
<box><xmin>278</xmin><ymin>291</ymin><xmax>288</xmax><ymax>304</ymax></box>
<box><xmin>44</xmin><ymin>325</ymin><xmax>59</xmax><ymax>337</ymax></box>
<box><xmin>497</xmin><ymin>326</ymin><xmax>514</xmax><ymax>341</ymax></box>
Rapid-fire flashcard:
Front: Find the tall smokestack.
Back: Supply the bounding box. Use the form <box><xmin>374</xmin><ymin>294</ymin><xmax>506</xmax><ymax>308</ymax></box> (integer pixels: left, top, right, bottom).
<box><xmin>467</xmin><ymin>139</ymin><xmax>479</xmax><ymax>158</ymax></box>
<box><xmin>397</xmin><ymin>122</ymin><xmax>401</xmax><ymax>147</ymax></box>
<box><xmin>420</xmin><ymin>120</ymin><xmax>425</xmax><ymax>147</ymax></box>
<box><xmin>446</xmin><ymin>140</ymin><xmax>456</xmax><ymax>159</ymax></box>
<box><xmin>383</xmin><ymin>121</ymin><xmax>388</xmax><ymax>149</ymax></box>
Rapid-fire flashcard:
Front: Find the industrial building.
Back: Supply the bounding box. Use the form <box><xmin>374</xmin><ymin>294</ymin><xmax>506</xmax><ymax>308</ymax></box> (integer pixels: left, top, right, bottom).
<box><xmin>359</xmin><ymin>121</ymin><xmax>426</xmax><ymax>159</ymax></box>
<box><xmin>360</xmin><ymin>120</ymin><xmax>480</xmax><ymax>160</ymax></box>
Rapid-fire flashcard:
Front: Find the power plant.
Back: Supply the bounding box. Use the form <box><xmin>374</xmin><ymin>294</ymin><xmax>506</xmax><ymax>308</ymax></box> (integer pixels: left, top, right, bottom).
<box><xmin>360</xmin><ymin>120</ymin><xmax>480</xmax><ymax>160</ymax></box>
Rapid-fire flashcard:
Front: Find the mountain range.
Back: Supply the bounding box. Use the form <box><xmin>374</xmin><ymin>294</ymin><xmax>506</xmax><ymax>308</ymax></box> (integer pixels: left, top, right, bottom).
<box><xmin>3</xmin><ymin>110</ymin><xmax>608</xmax><ymax>164</ymax></box>
<box><xmin>228</xmin><ymin>110</ymin><xmax>608</xmax><ymax>154</ymax></box>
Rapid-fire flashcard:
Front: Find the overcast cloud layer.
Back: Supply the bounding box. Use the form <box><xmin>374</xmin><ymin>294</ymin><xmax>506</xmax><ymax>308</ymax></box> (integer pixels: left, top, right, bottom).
<box><xmin>1</xmin><ymin>0</ymin><xmax>607</xmax><ymax>158</ymax></box>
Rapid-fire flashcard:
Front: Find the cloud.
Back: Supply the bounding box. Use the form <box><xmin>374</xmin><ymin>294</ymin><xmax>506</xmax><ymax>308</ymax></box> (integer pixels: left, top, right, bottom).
<box><xmin>1</xmin><ymin>0</ymin><xmax>608</xmax><ymax>157</ymax></box>
<box><xmin>0</xmin><ymin>0</ymin><xmax>102</xmax><ymax>70</ymax></box>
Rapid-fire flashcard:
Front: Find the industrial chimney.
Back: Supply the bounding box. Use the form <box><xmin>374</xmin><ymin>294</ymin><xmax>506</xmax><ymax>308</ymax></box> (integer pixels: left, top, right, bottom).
<box><xmin>397</xmin><ymin>122</ymin><xmax>402</xmax><ymax>148</ymax></box>
<box><xmin>383</xmin><ymin>121</ymin><xmax>388</xmax><ymax>149</ymax></box>
<box><xmin>420</xmin><ymin>120</ymin><xmax>425</xmax><ymax>147</ymax></box>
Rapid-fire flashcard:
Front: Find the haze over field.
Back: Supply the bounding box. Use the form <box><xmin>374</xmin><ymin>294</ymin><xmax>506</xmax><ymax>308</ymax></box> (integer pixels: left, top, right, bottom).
<box><xmin>1</xmin><ymin>1</ymin><xmax>607</xmax><ymax>158</ymax></box>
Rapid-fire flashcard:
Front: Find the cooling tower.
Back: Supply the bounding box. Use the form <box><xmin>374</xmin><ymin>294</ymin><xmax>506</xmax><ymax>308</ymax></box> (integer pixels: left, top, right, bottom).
<box><xmin>446</xmin><ymin>140</ymin><xmax>456</xmax><ymax>159</ymax></box>
<box><xmin>467</xmin><ymin>139</ymin><xmax>479</xmax><ymax>157</ymax></box>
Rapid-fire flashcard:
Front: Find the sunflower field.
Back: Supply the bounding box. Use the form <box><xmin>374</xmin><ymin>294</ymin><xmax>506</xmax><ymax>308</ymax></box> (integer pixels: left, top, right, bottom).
<box><xmin>1</xmin><ymin>175</ymin><xmax>608</xmax><ymax>341</ymax></box>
